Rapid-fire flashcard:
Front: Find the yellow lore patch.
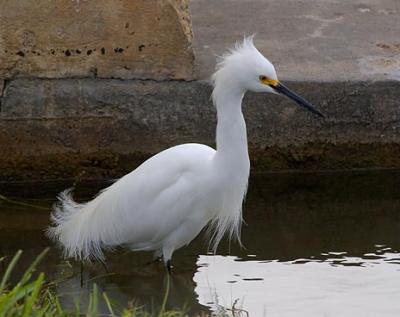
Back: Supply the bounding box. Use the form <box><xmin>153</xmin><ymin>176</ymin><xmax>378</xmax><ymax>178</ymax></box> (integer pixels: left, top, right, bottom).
<box><xmin>259</xmin><ymin>76</ymin><xmax>279</xmax><ymax>87</ymax></box>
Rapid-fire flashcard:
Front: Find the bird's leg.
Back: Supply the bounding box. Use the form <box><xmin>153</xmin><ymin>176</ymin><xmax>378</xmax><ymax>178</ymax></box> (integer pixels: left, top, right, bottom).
<box><xmin>80</xmin><ymin>261</ymin><xmax>84</xmax><ymax>288</ymax></box>
<box><xmin>162</xmin><ymin>248</ymin><xmax>173</xmax><ymax>274</ymax></box>
<box><xmin>166</xmin><ymin>260</ymin><xmax>173</xmax><ymax>274</ymax></box>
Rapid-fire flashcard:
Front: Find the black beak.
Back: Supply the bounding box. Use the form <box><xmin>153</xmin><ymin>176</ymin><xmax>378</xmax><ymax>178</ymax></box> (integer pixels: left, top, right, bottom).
<box><xmin>271</xmin><ymin>82</ymin><xmax>324</xmax><ymax>118</ymax></box>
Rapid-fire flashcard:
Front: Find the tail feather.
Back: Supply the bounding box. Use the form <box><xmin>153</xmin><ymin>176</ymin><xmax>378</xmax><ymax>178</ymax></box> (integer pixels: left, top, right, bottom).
<box><xmin>47</xmin><ymin>187</ymin><xmax>120</xmax><ymax>261</ymax></box>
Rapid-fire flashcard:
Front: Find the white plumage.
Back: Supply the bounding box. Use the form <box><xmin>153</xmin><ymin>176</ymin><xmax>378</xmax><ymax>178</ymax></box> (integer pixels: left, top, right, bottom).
<box><xmin>47</xmin><ymin>36</ymin><xmax>322</xmax><ymax>269</ymax></box>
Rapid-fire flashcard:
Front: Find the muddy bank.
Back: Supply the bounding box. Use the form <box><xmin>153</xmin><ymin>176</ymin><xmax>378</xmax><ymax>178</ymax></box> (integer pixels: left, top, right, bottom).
<box><xmin>2</xmin><ymin>143</ymin><xmax>400</xmax><ymax>182</ymax></box>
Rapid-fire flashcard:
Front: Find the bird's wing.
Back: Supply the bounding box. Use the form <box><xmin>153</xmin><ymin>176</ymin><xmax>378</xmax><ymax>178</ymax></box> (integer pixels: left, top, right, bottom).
<box><xmin>91</xmin><ymin>143</ymin><xmax>216</xmax><ymax>249</ymax></box>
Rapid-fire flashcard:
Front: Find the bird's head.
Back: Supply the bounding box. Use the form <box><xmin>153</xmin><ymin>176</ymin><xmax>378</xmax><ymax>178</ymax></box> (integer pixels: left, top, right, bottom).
<box><xmin>212</xmin><ymin>36</ymin><xmax>324</xmax><ymax>118</ymax></box>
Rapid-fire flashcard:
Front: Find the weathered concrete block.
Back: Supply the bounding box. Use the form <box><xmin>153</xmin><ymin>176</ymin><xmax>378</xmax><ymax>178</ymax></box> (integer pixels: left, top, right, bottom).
<box><xmin>1</xmin><ymin>78</ymin><xmax>400</xmax><ymax>181</ymax></box>
<box><xmin>190</xmin><ymin>0</ymin><xmax>400</xmax><ymax>82</ymax></box>
<box><xmin>0</xmin><ymin>0</ymin><xmax>194</xmax><ymax>80</ymax></box>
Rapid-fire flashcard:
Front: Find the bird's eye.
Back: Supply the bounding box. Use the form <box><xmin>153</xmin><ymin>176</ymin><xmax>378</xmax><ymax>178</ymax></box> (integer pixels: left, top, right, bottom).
<box><xmin>259</xmin><ymin>75</ymin><xmax>267</xmax><ymax>82</ymax></box>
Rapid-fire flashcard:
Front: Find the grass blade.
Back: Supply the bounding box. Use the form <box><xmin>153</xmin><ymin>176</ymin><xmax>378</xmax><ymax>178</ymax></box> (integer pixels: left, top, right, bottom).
<box><xmin>158</xmin><ymin>275</ymin><xmax>170</xmax><ymax>317</ymax></box>
<box><xmin>19</xmin><ymin>248</ymin><xmax>49</xmax><ymax>286</ymax></box>
<box><xmin>88</xmin><ymin>283</ymin><xmax>99</xmax><ymax>317</ymax></box>
<box><xmin>21</xmin><ymin>272</ymin><xmax>44</xmax><ymax>317</ymax></box>
<box><xmin>103</xmin><ymin>292</ymin><xmax>116</xmax><ymax>317</ymax></box>
<box><xmin>0</xmin><ymin>250</ymin><xmax>22</xmax><ymax>293</ymax></box>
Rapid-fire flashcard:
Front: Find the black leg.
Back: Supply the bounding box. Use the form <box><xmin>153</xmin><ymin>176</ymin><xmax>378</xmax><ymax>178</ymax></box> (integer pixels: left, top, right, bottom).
<box><xmin>80</xmin><ymin>261</ymin><xmax>84</xmax><ymax>288</ymax></box>
<box><xmin>166</xmin><ymin>260</ymin><xmax>173</xmax><ymax>274</ymax></box>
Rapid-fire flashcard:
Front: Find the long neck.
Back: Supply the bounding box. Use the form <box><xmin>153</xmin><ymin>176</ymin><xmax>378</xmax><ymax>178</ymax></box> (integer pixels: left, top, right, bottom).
<box><xmin>213</xmin><ymin>87</ymin><xmax>250</xmax><ymax>173</ymax></box>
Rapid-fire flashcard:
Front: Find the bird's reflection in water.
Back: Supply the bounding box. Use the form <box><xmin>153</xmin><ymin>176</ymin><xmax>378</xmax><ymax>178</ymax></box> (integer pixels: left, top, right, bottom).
<box><xmin>193</xmin><ymin>251</ymin><xmax>400</xmax><ymax>317</ymax></box>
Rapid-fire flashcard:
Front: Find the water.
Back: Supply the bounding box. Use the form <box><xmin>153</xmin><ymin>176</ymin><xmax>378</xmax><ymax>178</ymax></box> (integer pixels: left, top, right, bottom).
<box><xmin>1</xmin><ymin>170</ymin><xmax>400</xmax><ymax>316</ymax></box>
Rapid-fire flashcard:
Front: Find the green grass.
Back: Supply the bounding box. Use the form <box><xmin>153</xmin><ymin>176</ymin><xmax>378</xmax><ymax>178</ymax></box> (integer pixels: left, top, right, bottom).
<box><xmin>0</xmin><ymin>250</ymin><xmax>250</xmax><ymax>317</ymax></box>
<box><xmin>0</xmin><ymin>249</ymin><xmax>189</xmax><ymax>317</ymax></box>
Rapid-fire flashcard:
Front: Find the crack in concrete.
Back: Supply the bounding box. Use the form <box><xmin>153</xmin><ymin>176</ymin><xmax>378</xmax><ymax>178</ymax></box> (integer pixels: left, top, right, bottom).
<box><xmin>0</xmin><ymin>79</ymin><xmax>9</xmax><ymax>112</ymax></box>
<box><xmin>0</xmin><ymin>81</ymin><xmax>3</xmax><ymax>111</ymax></box>
<box><xmin>0</xmin><ymin>115</ymin><xmax>114</xmax><ymax>121</ymax></box>
<box><xmin>0</xmin><ymin>76</ymin><xmax>198</xmax><ymax>84</ymax></box>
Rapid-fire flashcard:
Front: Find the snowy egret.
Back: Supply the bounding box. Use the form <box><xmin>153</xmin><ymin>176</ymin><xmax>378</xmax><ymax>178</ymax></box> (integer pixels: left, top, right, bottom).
<box><xmin>47</xmin><ymin>37</ymin><xmax>323</xmax><ymax>271</ymax></box>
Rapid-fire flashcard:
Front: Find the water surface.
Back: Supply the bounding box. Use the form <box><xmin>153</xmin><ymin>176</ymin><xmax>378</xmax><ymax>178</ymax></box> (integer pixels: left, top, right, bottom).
<box><xmin>0</xmin><ymin>170</ymin><xmax>399</xmax><ymax>316</ymax></box>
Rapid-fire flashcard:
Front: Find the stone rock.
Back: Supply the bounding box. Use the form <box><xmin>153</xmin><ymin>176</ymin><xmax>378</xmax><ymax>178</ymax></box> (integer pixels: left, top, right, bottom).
<box><xmin>0</xmin><ymin>0</ymin><xmax>194</xmax><ymax>80</ymax></box>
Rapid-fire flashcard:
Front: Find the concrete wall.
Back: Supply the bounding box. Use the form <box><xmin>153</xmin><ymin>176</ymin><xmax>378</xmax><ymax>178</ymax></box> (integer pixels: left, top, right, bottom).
<box><xmin>0</xmin><ymin>0</ymin><xmax>399</xmax><ymax>181</ymax></box>
<box><xmin>0</xmin><ymin>0</ymin><xmax>193</xmax><ymax>79</ymax></box>
<box><xmin>1</xmin><ymin>78</ymin><xmax>400</xmax><ymax>181</ymax></box>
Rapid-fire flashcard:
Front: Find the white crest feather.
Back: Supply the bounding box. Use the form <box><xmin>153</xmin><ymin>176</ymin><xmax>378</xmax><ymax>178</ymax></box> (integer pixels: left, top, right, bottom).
<box><xmin>213</xmin><ymin>35</ymin><xmax>257</xmax><ymax>80</ymax></box>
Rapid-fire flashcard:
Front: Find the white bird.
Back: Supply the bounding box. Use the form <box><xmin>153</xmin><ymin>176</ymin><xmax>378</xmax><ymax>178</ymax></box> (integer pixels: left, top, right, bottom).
<box><xmin>47</xmin><ymin>37</ymin><xmax>323</xmax><ymax>272</ymax></box>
